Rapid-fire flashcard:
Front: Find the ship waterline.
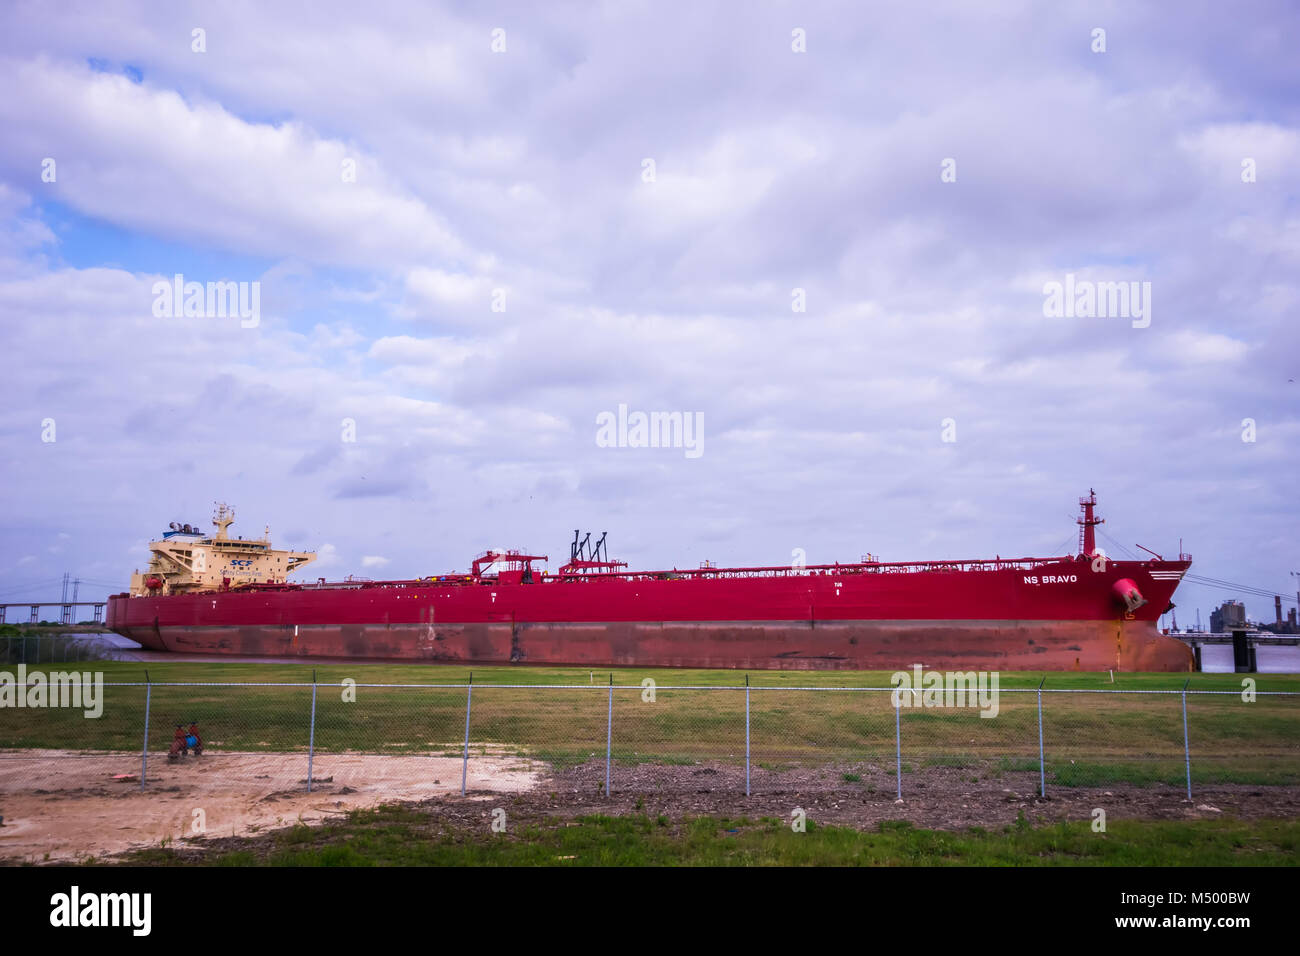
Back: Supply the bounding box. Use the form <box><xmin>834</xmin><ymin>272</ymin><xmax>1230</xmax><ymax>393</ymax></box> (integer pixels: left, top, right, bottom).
<box><xmin>111</xmin><ymin>617</ymin><xmax>1191</xmax><ymax>672</ymax></box>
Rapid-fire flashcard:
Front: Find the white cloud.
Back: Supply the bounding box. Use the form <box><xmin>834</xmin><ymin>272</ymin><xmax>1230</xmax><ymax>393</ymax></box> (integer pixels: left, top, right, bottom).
<box><xmin>313</xmin><ymin>544</ymin><xmax>340</xmax><ymax>569</ymax></box>
<box><xmin>0</xmin><ymin>57</ymin><xmax>470</xmax><ymax>271</ymax></box>
<box><xmin>1166</xmin><ymin>330</ymin><xmax>1250</xmax><ymax>365</ymax></box>
<box><xmin>0</xmin><ymin>2</ymin><xmax>1294</xmax><ymax>624</ymax></box>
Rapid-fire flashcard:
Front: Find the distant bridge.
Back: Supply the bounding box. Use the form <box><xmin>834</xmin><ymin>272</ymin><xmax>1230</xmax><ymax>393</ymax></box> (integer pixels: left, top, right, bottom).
<box><xmin>1170</xmin><ymin>630</ymin><xmax>1298</xmax><ymax>645</ymax></box>
<box><xmin>0</xmin><ymin>601</ymin><xmax>107</xmax><ymax>626</ymax></box>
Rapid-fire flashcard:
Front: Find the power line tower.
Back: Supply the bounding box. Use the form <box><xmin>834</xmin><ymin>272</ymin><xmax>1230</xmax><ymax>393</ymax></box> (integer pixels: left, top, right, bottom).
<box><xmin>60</xmin><ymin>571</ymin><xmax>72</xmax><ymax>626</ymax></box>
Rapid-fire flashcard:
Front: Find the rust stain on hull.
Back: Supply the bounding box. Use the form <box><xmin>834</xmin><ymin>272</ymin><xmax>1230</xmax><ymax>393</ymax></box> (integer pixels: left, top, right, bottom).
<box><xmin>117</xmin><ymin>619</ymin><xmax>1193</xmax><ymax>672</ymax></box>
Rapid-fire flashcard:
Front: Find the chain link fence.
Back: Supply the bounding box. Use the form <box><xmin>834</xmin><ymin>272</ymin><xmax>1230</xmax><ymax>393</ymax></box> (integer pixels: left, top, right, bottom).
<box><xmin>1</xmin><ymin>680</ymin><xmax>1297</xmax><ymax>804</ymax></box>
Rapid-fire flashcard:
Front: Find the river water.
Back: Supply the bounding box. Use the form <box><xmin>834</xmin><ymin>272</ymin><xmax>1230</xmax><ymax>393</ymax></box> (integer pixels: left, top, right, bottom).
<box><xmin>1195</xmin><ymin>643</ymin><xmax>1300</xmax><ymax>674</ymax></box>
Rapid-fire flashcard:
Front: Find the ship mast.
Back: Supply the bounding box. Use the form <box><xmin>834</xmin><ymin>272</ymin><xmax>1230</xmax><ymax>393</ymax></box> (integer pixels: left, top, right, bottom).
<box><xmin>213</xmin><ymin>502</ymin><xmax>235</xmax><ymax>541</ymax></box>
<box><xmin>1077</xmin><ymin>489</ymin><xmax>1103</xmax><ymax>556</ymax></box>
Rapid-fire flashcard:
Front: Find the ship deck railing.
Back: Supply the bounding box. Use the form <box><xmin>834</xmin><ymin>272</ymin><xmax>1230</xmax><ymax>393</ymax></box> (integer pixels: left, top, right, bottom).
<box><xmin>231</xmin><ymin>553</ymin><xmax>1181</xmax><ymax>593</ymax></box>
<box><xmin>207</xmin><ymin>551</ymin><xmax>1194</xmax><ymax>596</ymax></box>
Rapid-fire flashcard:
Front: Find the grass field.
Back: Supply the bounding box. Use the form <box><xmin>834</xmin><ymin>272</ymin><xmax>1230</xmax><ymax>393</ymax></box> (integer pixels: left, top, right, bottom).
<box><xmin>2</xmin><ymin>659</ymin><xmax>1297</xmax><ymax>788</ymax></box>
<box><xmin>20</xmin><ymin>656</ymin><xmax>1300</xmax><ymax>689</ymax></box>
<box><xmin>116</xmin><ymin>805</ymin><xmax>1300</xmax><ymax>867</ymax></box>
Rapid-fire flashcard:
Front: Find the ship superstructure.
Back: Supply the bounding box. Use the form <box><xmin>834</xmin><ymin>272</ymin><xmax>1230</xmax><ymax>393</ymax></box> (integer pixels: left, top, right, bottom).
<box><xmin>128</xmin><ymin>503</ymin><xmax>315</xmax><ymax>596</ymax></box>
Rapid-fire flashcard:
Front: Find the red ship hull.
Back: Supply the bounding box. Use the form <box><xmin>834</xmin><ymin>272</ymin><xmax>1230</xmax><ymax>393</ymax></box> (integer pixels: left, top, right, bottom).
<box><xmin>107</xmin><ymin>555</ymin><xmax>1195</xmax><ymax>672</ymax></box>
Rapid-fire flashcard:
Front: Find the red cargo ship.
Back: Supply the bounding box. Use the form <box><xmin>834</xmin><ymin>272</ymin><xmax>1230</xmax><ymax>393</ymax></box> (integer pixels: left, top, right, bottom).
<box><xmin>106</xmin><ymin>492</ymin><xmax>1193</xmax><ymax>671</ymax></box>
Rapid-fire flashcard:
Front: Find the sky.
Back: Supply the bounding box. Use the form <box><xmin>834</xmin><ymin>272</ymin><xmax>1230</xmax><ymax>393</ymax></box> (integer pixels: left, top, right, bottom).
<box><xmin>0</xmin><ymin>1</ymin><xmax>1296</xmax><ymax>626</ymax></box>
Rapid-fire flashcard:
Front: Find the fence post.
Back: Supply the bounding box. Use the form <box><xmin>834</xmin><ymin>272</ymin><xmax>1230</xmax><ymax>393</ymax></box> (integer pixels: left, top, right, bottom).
<box><xmin>306</xmin><ymin>671</ymin><xmax>318</xmax><ymax>794</ymax></box>
<box><xmin>894</xmin><ymin>690</ymin><xmax>902</xmax><ymax>799</ymax></box>
<box><xmin>1037</xmin><ymin>677</ymin><xmax>1046</xmax><ymax>797</ymax></box>
<box><xmin>140</xmin><ymin>671</ymin><xmax>152</xmax><ymax>791</ymax></box>
<box><xmin>1181</xmin><ymin>680</ymin><xmax>1192</xmax><ymax>801</ymax></box>
<box><xmin>745</xmin><ymin>675</ymin><xmax>751</xmax><ymax>798</ymax></box>
<box><xmin>604</xmin><ymin>674</ymin><xmax>613</xmax><ymax>798</ymax></box>
<box><xmin>460</xmin><ymin>673</ymin><xmax>473</xmax><ymax>796</ymax></box>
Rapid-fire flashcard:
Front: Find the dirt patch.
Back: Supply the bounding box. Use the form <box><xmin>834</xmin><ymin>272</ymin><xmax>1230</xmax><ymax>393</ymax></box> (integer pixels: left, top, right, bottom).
<box><xmin>0</xmin><ymin>748</ymin><xmax>542</xmax><ymax>862</ymax></box>
<box><xmin>3</xmin><ymin>751</ymin><xmax>1298</xmax><ymax>864</ymax></box>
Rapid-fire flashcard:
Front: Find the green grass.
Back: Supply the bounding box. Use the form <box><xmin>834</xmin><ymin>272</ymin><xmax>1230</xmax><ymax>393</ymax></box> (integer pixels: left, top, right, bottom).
<box><xmin>1047</xmin><ymin>760</ymin><xmax>1300</xmax><ymax>788</ymax></box>
<box><xmin>115</xmin><ymin>806</ymin><xmax>1300</xmax><ymax>866</ymax></box>
<box><xmin>998</xmin><ymin>757</ymin><xmax>1043</xmax><ymax>773</ymax></box>
<box><xmin>11</xmin><ymin>655</ymin><xmax>1299</xmax><ymax>690</ymax></box>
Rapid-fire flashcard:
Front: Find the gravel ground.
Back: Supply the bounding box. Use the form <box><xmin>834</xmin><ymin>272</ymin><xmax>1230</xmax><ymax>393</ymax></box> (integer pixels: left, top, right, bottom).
<box><xmin>524</xmin><ymin>759</ymin><xmax>1300</xmax><ymax>831</ymax></box>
